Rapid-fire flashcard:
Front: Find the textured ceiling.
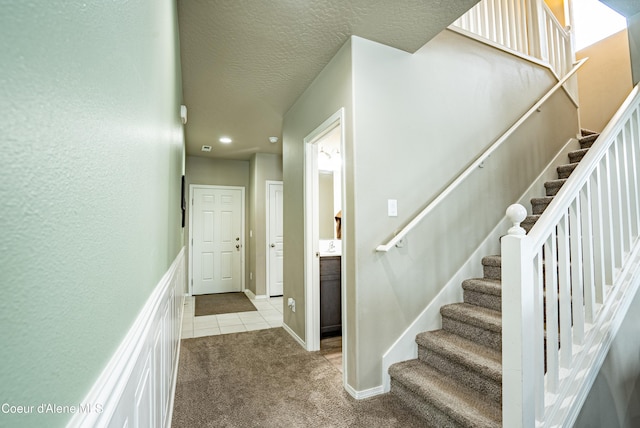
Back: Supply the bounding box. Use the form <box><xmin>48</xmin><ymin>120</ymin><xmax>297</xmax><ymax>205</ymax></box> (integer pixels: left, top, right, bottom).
<box><xmin>178</xmin><ymin>0</ymin><xmax>478</xmax><ymax>160</ymax></box>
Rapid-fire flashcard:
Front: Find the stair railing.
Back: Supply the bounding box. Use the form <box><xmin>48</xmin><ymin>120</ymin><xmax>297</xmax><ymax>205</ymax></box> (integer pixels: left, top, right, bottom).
<box><xmin>452</xmin><ymin>0</ymin><xmax>530</xmax><ymax>55</ymax></box>
<box><xmin>502</xmin><ymin>84</ymin><xmax>640</xmax><ymax>427</ymax></box>
<box><xmin>451</xmin><ymin>0</ymin><xmax>574</xmax><ymax>85</ymax></box>
<box><xmin>376</xmin><ymin>58</ymin><xmax>587</xmax><ymax>252</ymax></box>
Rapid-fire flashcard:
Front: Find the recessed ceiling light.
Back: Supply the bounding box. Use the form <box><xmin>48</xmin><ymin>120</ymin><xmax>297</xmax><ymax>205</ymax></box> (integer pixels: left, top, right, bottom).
<box><xmin>219</xmin><ymin>137</ymin><xmax>232</xmax><ymax>144</ymax></box>
<box><xmin>201</xmin><ymin>145</ymin><xmax>212</xmax><ymax>152</ymax></box>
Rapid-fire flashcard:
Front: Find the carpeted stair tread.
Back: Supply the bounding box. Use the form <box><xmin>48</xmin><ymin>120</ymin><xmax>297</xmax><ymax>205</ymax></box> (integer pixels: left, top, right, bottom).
<box><xmin>580</xmin><ymin>128</ymin><xmax>598</xmax><ymax>136</ymax></box>
<box><xmin>531</xmin><ymin>196</ymin><xmax>554</xmax><ymax>214</ymax></box>
<box><xmin>416</xmin><ymin>330</ymin><xmax>502</xmax><ymax>382</ymax></box>
<box><xmin>481</xmin><ymin>255</ymin><xmax>501</xmax><ymax>267</ymax></box>
<box><xmin>579</xmin><ymin>133</ymin><xmax>598</xmax><ymax>149</ymax></box>
<box><xmin>462</xmin><ymin>278</ymin><xmax>501</xmax><ymax>297</ymax></box>
<box><xmin>545</xmin><ymin>178</ymin><xmax>567</xmax><ymax>196</ymax></box>
<box><xmin>481</xmin><ymin>255</ymin><xmax>501</xmax><ymax>280</ymax></box>
<box><xmin>387</xmin><ymin>128</ymin><xmax>602</xmax><ymax>425</ymax></box>
<box><xmin>441</xmin><ymin>303</ymin><xmax>501</xmax><ymax>333</ymax></box>
<box><xmin>557</xmin><ymin>162</ymin><xmax>579</xmax><ymax>179</ymax></box>
<box><xmin>522</xmin><ymin>214</ymin><xmax>540</xmax><ymax>233</ymax></box>
<box><xmin>416</xmin><ymin>330</ymin><xmax>503</xmax><ymax>404</ymax></box>
<box><xmin>568</xmin><ymin>148</ymin><xmax>589</xmax><ymax>163</ymax></box>
<box><xmin>389</xmin><ymin>360</ymin><xmax>501</xmax><ymax>428</ymax></box>
<box><xmin>531</xmin><ymin>196</ymin><xmax>554</xmax><ymax>204</ymax></box>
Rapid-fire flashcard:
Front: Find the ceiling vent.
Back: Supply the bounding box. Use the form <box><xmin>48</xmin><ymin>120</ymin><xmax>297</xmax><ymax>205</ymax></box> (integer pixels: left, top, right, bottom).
<box><xmin>201</xmin><ymin>145</ymin><xmax>212</xmax><ymax>152</ymax></box>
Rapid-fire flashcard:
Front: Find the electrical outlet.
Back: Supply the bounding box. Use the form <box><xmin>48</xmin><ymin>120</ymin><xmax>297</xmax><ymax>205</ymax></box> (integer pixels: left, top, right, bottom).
<box><xmin>250</xmin><ymin>272</ymin><xmax>253</xmax><ymax>280</ymax></box>
<box><xmin>287</xmin><ymin>297</ymin><xmax>296</xmax><ymax>312</ymax></box>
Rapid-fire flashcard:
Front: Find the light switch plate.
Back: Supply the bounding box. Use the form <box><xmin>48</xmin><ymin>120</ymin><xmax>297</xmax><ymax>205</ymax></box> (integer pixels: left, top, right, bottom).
<box><xmin>388</xmin><ymin>199</ymin><xmax>398</xmax><ymax>217</ymax></box>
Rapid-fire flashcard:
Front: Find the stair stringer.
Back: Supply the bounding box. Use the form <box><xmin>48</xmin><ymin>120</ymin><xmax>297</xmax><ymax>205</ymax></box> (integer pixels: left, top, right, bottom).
<box><xmin>381</xmin><ymin>136</ymin><xmax>580</xmax><ymax>392</ymax></box>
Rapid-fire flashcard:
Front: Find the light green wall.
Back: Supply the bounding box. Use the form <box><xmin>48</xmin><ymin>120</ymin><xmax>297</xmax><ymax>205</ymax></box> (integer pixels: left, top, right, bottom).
<box><xmin>0</xmin><ymin>1</ymin><xmax>184</xmax><ymax>427</ymax></box>
<box><xmin>184</xmin><ymin>156</ymin><xmax>250</xmax><ymax>292</ymax></box>
<box><xmin>248</xmin><ymin>153</ymin><xmax>283</xmax><ymax>297</ymax></box>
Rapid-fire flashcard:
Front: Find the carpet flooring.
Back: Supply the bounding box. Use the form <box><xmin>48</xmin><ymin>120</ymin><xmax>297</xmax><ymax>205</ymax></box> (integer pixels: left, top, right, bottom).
<box><xmin>195</xmin><ymin>292</ymin><xmax>257</xmax><ymax>316</ymax></box>
<box><xmin>171</xmin><ymin>328</ymin><xmax>426</xmax><ymax>427</ymax></box>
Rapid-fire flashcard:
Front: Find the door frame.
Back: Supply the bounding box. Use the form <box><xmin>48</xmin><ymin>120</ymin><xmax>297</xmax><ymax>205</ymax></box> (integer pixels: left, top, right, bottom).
<box><xmin>265</xmin><ymin>180</ymin><xmax>284</xmax><ymax>297</ymax></box>
<box><xmin>188</xmin><ymin>184</ymin><xmax>246</xmax><ymax>296</ymax></box>
<box><xmin>303</xmin><ymin>108</ymin><xmax>346</xmax><ymax>380</ymax></box>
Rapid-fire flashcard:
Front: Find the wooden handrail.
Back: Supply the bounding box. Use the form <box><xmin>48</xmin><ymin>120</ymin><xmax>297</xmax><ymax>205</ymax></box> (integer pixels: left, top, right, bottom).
<box><xmin>376</xmin><ymin>58</ymin><xmax>588</xmax><ymax>252</ymax></box>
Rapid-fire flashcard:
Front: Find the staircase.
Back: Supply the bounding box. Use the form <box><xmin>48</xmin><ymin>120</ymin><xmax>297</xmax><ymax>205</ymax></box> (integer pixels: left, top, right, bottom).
<box><xmin>388</xmin><ymin>130</ymin><xmax>600</xmax><ymax>427</ymax></box>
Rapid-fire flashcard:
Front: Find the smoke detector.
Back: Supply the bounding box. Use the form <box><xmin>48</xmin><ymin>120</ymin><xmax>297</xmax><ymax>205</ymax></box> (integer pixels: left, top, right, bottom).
<box><xmin>269</xmin><ymin>136</ymin><xmax>278</xmax><ymax>144</ymax></box>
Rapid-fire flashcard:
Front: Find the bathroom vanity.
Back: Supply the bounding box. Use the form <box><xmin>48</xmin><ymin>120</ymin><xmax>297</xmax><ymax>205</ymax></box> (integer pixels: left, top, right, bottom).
<box><xmin>320</xmin><ymin>255</ymin><xmax>341</xmax><ymax>337</ymax></box>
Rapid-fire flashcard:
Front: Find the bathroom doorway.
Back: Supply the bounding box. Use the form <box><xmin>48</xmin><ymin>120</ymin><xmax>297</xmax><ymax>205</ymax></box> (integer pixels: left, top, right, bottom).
<box><xmin>303</xmin><ymin>109</ymin><xmax>345</xmax><ymax>378</ymax></box>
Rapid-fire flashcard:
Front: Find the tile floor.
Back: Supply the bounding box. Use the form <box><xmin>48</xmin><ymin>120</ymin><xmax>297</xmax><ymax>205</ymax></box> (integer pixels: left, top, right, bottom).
<box><xmin>319</xmin><ymin>336</ymin><xmax>343</xmax><ymax>373</ymax></box>
<box><xmin>181</xmin><ymin>294</ymin><xmax>284</xmax><ymax>339</ymax></box>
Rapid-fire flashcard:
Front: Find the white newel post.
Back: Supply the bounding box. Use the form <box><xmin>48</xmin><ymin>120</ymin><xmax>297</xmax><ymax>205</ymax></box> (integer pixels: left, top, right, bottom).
<box><xmin>502</xmin><ymin>204</ymin><xmax>535</xmax><ymax>428</ymax></box>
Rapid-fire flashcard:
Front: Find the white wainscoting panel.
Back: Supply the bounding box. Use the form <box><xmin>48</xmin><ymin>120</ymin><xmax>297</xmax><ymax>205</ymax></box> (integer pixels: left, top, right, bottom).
<box><xmin>67</xmin><ymin>247</ymin><xmax>185</xmax><ymax>428</ymax></box>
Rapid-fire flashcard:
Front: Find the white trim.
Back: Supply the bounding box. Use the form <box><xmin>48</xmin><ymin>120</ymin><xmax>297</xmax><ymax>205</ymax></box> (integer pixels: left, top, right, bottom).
<box><xmin>265</xmin><ymin>180</ymin><xmax>284</xmax><ymax>297</ymax></box>
<box><xmin>303</xmin><ymin>107</ymin><xmax>349</xmax><ymax>389</ymax></box>
<box><xmin>67</xmin><ymin>248</ymin><xmax>185</xmax><ymax>428</ymax></box>
<box><xmin>381</xmin><ymin>137</ymin><xmax>580</xmax><ymax>391</ymax></box>
<box><xmin>303</xmin><ymin>109</ymin><xmax>344</xmax><ymax>353</ymax></box>
<box><xmin>188</xmin><ymin>184</ymin><xmax>246</xmax><ymax>296</ymax></box>
<box><xmin>344</xmin><ymin>383</ymin><xmax>385</xmax><ymax>400</ymax></box>
<box><xmin>303</xmin><ymin>109</ymin><xmax>348</xmax><ymax>394</ymax></box>
<box><xmin>282</xmin><ymin>322</ymin><xmax>306</xmax><ymax>349</ymax></box>
<box><xmin>165</xmin><ymin>296</ymin><xmax>185</xmax><ymax>428</ymax></box>
<box><xmin>244</xmin><ymin>288</ymin><xmax>267</xmax><ymax>301</ymax></box>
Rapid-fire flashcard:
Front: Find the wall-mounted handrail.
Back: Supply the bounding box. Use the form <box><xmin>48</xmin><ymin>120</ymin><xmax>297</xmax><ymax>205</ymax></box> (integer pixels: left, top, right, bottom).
<box><xmin>375</xmin><ymin>58</ymin><xmax>588</xmax><ymax>252</ymax></box>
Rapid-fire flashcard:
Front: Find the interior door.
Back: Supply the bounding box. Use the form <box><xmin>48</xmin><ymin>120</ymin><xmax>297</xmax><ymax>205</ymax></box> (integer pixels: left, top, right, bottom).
<box><xmin>192</xmin><ymin>186</ymin><xmax>242</xmax><ymax>295</ymax></box>
<box><xmin>267</xmin><ymin>182</ymin><xmax>284</xmax><ymax>296</ymax></box>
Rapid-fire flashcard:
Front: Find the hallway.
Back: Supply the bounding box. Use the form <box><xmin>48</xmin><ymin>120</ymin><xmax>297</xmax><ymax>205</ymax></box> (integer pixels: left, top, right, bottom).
<box><xmin>181</xmin><ymin>295</ymin><xmax>284</xmax><ymax>338</ymax></box>
<box><xmin>171</xmin><ymin>328</ymin><xmax>424</xmax><ymax>427</ymax></box>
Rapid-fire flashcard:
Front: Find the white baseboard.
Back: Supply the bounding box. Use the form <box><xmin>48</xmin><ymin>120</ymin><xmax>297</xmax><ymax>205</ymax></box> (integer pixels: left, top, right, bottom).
<box><xmin>244</xmin><ymin>289</ymin><xmax>267</xmax><ymax>300</ymax></box>
<box><xmin>282</xmin><ymin>322</ymin><xmax>306</xmax><ymax>349</ymax></box>
<box><xmin>381</xmin><ymin>138</ymin><xmax>579</xmax><ymax>392</ymax></box>
<box><xmin>344</xmin><ymin>383</ymin><xmax>385</xmax><ymax>400</ymax></box>
<box><xmin>67</xmin><ymin>248</ymin><xmax>185</xmax><ymax>428</ymax></box>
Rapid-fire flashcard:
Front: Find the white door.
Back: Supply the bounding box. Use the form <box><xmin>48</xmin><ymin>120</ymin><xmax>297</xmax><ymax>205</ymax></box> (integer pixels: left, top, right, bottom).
<box><xmin>267</xmin><ymin>182</ymin><xmax>284</xmax><ymax>296</ymax></box>
<box><xmin>192</xmin><ymin>186</ymin><xmax>243</xmax><ymax>295</ymax></box>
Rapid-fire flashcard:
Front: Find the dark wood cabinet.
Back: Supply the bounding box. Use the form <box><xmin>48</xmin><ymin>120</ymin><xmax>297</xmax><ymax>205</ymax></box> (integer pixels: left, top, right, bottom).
<box><xmin>320</xmin><ymin>256</ymin><xmax>341</xmax><ymax>337</ymax></box>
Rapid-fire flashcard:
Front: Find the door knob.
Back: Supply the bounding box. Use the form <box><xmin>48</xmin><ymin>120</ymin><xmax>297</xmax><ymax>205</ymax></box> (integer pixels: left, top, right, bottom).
<box><xmin>236</xmin><ymin>237</ymin><xmax>240</xmax><ymax>241</ymax></box>
<box><xmin>270</xmin><ymin>244</ymin><xmax>275</xmax><ymax>248</ymax></box>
